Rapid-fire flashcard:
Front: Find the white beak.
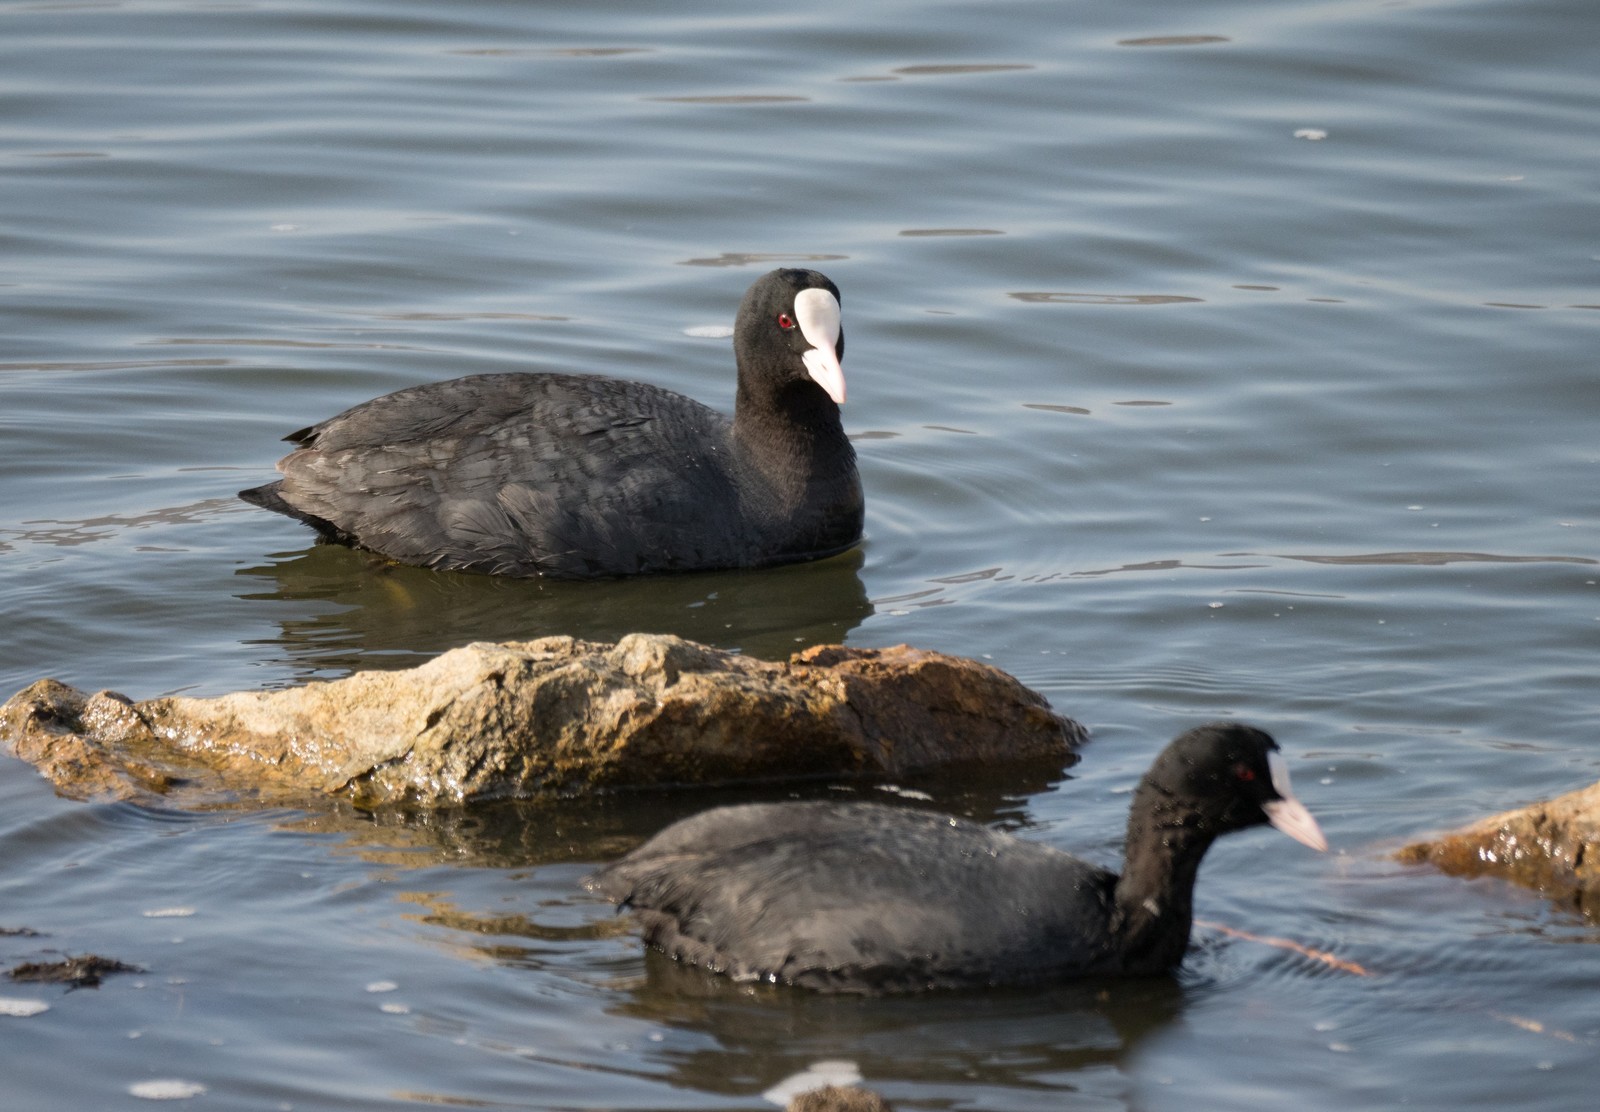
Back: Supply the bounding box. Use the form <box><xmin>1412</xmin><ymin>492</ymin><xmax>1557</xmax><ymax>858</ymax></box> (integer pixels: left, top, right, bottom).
<box><xmin>1262</xmin><ymin>750</ymin><xmax>1328</xmax><ymax>851</ymax></box>
<box><xmin>794</xmin><ymin>287</ymin><xmax>845</xmax><ymax>405</ymax></box>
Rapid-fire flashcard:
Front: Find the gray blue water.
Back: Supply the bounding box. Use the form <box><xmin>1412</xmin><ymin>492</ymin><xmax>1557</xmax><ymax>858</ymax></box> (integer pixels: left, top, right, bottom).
<box><xmin>2</xmin><ymin>0</ymin><xmax>1597</xmax><ymax>1107</ymax></box>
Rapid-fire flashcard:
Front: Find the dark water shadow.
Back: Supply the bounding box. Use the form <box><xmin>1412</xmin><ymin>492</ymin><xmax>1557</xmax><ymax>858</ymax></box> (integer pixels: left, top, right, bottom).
<box><xmin>233</xmin><ymin>543</ymin><xmax>873</xmax><ymax>676</ymax></box>
<box><xmin>612</xmin><ymin>959</ymin><xmax>1184</xmax><ymax>1099</ymax></box>
<box><xmin>280</xmin><ymin>757</ymin><xmax>1079</xmax><ymax>871</ymax></box>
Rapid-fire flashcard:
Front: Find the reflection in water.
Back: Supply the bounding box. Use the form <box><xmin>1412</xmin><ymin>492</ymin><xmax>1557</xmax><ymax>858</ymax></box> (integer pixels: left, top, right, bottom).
<box><xmin>611</xmin><ymin>960</ymin><xmax>1184</xmax><ymax>1101</ymax></box>
<box><xmin>4</xmin><ymin>497</ymin><xmax>241</xmax><ymax>548</ymax></box>
<box><xmin>235</xmin><ymin>543</ymin><xmax>873</xmax><ymax>677</ymax></box>
<box><xmin>1066</xmin><ymin>558</ymin><xmax>1269</xmax><ymax>579</ymax></box>
<box><xmin>281</xmin><ymin>758</ymin><xmax>1075</xmax><ymax>872</ymax></box>
<box><xmin>397</xmin><ymin>888</ymin><xmax>631</xmax><ymax>947</ymax></box>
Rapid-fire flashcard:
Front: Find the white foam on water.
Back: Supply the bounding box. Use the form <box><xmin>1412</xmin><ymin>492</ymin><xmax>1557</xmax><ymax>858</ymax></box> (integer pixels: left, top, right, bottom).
<box><xmin>0</xmin><ymin>997</ymin><xmax>49</xmax><ymax>1017</ymax></box>
<box><xmin>761</xmin><ymin>1060</ymin><xmax>864</xmax><ymax>1105</ymax></box>
<box><xmin>129</xmin><ymin>1079</ymin><xmax>207</xmax><ymax>1100</ymax></box>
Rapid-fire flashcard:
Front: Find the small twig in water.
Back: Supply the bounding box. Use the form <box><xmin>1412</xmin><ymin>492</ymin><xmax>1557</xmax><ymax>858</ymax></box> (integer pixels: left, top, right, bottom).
<box><xmin>1489</xmin><ymin>1012</ymin><xmax>1582</xmax><ymax>1043</ymax></box>
<box><xmin>1196</xmin><ymin>919</ymin><xmax>1372</xmax><ymax>977</ymax></box>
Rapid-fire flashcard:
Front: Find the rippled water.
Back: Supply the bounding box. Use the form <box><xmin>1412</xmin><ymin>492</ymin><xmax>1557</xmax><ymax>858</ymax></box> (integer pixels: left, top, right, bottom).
<box><xmin>2</xmin><ymin>0</ymin><xmax>1597</xmax><ymax>1108</ymax></box>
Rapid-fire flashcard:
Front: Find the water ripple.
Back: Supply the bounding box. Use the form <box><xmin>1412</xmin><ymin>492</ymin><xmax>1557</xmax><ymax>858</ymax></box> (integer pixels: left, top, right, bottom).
<box><xmin>1007</xmin><ymin>292</ymin><xmax>1204</xmax><ymax>305</ymax></box>
<box><xmin>1267</xmin><ymin>551</ymin><xmax>1598</xmax><ymax>567</ymax></box>
<box><xmin>891</xmin><ymin>63</ymin><xmax>1035</xmax><ymax>76</ymax></box>
<box><xmin>1117</xmin><ymin>35</ymin><xmax>1230</xmax><ymax>47</ymax></box>
<box><xmin>680</xmin><ymin>252</ymin><xmax>849</xmax><ymax>268</ymax></box>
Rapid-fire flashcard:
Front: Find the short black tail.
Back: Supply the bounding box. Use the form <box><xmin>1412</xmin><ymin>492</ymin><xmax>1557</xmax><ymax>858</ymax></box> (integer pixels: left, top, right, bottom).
<box><xmin>238</xmin><ymin>480</ymin><xmax>291</xmax><ymax>515</ymax></box>
<box><xmin>239</xmin><ymin>480</ymin><xmax>359</xmax><ymax>547</ymax></box>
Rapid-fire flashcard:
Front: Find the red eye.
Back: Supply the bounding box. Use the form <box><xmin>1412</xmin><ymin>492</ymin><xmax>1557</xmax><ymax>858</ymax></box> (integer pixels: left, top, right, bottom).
<box><xmin>776</xmin><ymin>312</ymin><xmax>796</xmax><ymax>330</ymax></box>
<box><xmin>1234</xmin><ymin>764</ymin><xmax>1256</xmax><ymax>782</ymax></box>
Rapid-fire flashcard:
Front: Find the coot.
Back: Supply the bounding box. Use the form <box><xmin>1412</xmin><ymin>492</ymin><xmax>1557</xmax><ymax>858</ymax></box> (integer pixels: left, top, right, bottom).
<box><xmin>239</xmin><ymin>269</ymin><xmax>862</xmax><ymax>578</ymax></box>
<box><xmin>587</xmin><ymin>722</ymin><xmax>1327</xmax><ymax>992</ymax></box>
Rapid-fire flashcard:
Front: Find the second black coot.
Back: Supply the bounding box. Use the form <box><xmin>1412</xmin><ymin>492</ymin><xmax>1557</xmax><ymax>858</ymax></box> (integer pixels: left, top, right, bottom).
<box><xmin>587</xmin><ymin>722</ymin><xmax>1327</xmax><ymax>993</ymax></box>
<box><xmin>239</xmin><ymin>268</ymin><xmax>862</xmax><ymax>579</ymax></box>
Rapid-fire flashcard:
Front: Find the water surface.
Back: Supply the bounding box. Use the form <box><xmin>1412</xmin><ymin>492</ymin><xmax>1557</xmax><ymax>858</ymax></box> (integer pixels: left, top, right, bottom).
<box><xmin>2</xmin><ymin>0</ymin><xmax>1597</xmax><ymax>1108</ymax></box>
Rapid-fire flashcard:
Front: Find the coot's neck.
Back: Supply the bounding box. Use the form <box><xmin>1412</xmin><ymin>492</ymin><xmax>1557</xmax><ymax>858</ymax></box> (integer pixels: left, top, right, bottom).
<box><xmin>1109</xmin><ymin>785</ymin><xmax>1220</xmax><ymax>974</ymax></box>
<box><xmin>731</xmin><ymin>374</ymin><xmax>862</xmax><ymax>554</ymax></box>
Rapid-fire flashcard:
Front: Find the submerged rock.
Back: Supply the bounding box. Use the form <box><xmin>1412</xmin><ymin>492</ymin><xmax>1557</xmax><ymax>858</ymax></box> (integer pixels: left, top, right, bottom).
<box><xmin>1397</xmin><ymin>780</ymin><xmax>1600</xmax><ymax>917</ymax></box>
<box><xmin>1</xmin><ymin>634</ymin><xmax>1082</xmax><ymax>809</ymax></box>
<box><xmin>8</xmin><ymin>955</ymin><xmax>145</xmax><ymax>989</ymax></box>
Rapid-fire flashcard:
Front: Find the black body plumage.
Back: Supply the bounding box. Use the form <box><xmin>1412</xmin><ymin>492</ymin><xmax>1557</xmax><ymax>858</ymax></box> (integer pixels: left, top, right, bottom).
<box><xmin>587</xmin><ymin>723</ymin><xmax>1327</xmax><ymax>993</ymax></box>
<box><xmin>239</xmin><ymin>269</ymin><xmax>861</xmax><ymax>578</ymax></box>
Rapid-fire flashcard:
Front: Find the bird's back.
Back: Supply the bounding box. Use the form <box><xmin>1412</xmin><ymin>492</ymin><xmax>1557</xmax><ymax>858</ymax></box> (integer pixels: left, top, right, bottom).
<box><xmin>246</xmin><ymin>372</ymin><xmax>756</xmax><ymax>578</ymax></box>
<box><xmin>587</xmin><ymin>801</ymin><xmax>1121</xmax><ymax>993</ymax></box>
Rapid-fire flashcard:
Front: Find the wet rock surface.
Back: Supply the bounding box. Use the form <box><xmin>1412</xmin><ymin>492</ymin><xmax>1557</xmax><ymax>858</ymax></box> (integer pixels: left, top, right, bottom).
<box><xmin>8</xmin><ymin>955</ymin><xmax>145</xmax><ymax>989</ymax></box>
<box><xmin>1</xmin><ymin>634</ymin><xmax>1083</xmax><ymax>809</ymax></box>
<box><xmin>1397</xmin><ymin>780</ymin><xmax>1600</xmax><ymax>917</ymax></box>
<box><xmin>788</xmin><ymin>1085</ymin><xmax>894</xmax><ymax>1112</ymax></box>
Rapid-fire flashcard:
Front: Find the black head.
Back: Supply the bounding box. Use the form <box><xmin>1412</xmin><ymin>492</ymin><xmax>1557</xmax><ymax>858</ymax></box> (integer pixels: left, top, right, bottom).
<box><xmin>733</xmin><ymin>268</ymin><xmax>846</xmax><ymax>405</ymax></box>
<box><xmin>1138</xmin><ymin>722</ymin><xmax>1327</xmax><ymax>850</ymax></box>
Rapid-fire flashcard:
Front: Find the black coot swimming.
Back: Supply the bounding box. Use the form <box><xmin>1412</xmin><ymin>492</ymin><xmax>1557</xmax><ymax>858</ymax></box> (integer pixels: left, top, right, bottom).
<box><xmin>239</xmin><ymin>269</ymin><xmax>862</xmax><ymax>579</ymax></box>
<box><xmin>587</xmin><ymin>722</ymin><xmax>1327</xmax><ymax>993</ymax></box>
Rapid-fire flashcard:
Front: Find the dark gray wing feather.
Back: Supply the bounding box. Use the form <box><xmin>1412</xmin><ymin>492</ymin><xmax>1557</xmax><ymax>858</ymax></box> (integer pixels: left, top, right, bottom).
<box><xmin>265</xmin><ymin>373</ymin><xmax>745</xmax><ymax>577</ymax></box>
<box><xmin>587</xmin><ymin>802</ymin><xmax>1119</xmax><ymax>993</ymax></box>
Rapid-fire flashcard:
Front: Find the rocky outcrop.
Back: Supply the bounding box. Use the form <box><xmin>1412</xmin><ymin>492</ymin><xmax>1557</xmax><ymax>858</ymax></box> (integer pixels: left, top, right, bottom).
<box><xmin>1</xmin><ymin>634</ymin><xmax>1083</xmax><ymax>809</ymax></box>
<box><xmin>1397</xmin><ymin>780</ymin><xmax>1600</xmax><ymax>917</ymax></box>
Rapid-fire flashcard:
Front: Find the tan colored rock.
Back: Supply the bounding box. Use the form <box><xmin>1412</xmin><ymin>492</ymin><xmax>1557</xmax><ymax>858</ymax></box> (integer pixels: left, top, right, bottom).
<box><xmin>788</xmin><ymin>1086</ymin><xmax>894</xmax><ymax>1112</ymax></box>
<box><xmin>1397</xmin><ymin>780</ymin><xmax>1600</xmax><ymax>917</ymax></box>
<box><xmin>2</xmin><ymin>634</ymin><xmax>1083</xmax><ymax>809</ymax></box>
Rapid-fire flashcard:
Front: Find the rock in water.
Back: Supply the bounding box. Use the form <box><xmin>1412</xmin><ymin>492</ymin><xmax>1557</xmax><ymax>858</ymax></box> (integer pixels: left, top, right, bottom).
<box><xmin>1398</xmin><ymin>780</ymin><xmax>1600</xmax><ymax>917</ymax></box>
<box><xmin>1</xmin><ymin>634</ymin><xmax>1083</xmax><ymax>808</ymax></box>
